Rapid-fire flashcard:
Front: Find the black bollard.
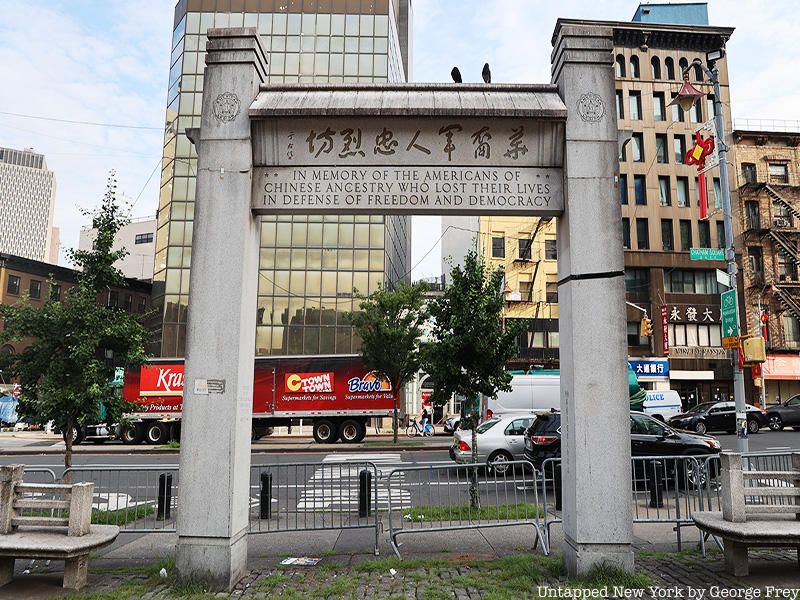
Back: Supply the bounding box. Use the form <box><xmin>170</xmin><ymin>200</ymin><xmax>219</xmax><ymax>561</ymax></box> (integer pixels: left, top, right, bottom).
<box><xmin>358</xmin><ymin>469</ymin><xmax>372</xmax><ymax>518</ymax></box>
<box><xmin>260</xmin><ymin>472</ymin><xmax>272</xmax><ymax>519</ymax></box>
<box><xmin>648</xmin><ymin>460</ymin><xmax>664</xmax><ymax>508</ymax></box>
<box><xmin>157</xmin><ymin>473</ymin><xmax>172</xmax><ymax>521</ymax></box>
<box><xmin>553</xmin><ymin>463</ymin><xmax>562</xmax><ymax>512</ymax></box>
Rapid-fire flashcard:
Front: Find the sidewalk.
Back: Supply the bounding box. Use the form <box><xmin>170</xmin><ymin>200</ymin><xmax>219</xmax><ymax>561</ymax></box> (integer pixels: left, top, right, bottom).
<box><xmin>2</xmin><ymin>523</ymin><xmax>798</xmax><ymax>599</ymax></box>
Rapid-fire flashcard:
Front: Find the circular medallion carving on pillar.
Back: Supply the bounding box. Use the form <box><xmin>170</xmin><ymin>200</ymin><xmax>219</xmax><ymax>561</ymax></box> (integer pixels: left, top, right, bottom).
<box><xmin>576</xmin><ymin>92</ymin><xmax>605</xmax><ymax>122</ymax></box>
<box><xmin>213</xmin><ymin>92</ymin><xmax>241</xmax><ymax>123</ymax></box>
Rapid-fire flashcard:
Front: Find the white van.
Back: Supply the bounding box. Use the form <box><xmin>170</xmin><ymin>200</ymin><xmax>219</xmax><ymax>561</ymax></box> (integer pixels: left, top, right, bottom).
<box><xmin>484</xmin><ymin>373</ymin><xmax>560</xmax><ymax>419</ymax></box>
<box><xmin>642</xmin><ymin>390</ymin><xmax>682</xmax><ymax>422</ymax></box>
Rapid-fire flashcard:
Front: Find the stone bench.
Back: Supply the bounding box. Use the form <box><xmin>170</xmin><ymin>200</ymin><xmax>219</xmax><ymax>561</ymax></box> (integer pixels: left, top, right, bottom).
<box><xmin>692</xmin><ymin>452</ymin><xmax>800</xmax><ymax>576</ymax></box>
<box><xmin>0</xmin><ymin>464</ymin><xmax>119</xmax><ymax>590</ymax></box>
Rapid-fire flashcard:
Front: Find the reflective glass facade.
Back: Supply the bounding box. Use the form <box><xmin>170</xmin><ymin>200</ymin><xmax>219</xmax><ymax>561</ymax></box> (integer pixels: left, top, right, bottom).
<box><xmin>153</xmin><ymin>0</ymin><xmax>411</xmax><ymax>357</ymax></box>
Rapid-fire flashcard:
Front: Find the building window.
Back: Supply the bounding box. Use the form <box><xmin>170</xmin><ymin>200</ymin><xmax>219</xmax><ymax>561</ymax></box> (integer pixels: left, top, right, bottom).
<box><xmin>665</xmin><ymin>57</ymin><xmax>675</xmax><ymax>80</ymax></box>
<box><xmin>6</xmin><ymin>275</ymin><xmax>20</xmax><ymax>295</ymax></box>
<box><xmin>768</xmin><ymin>163</ymin><xmax>789</xmax><ymax>184</ymax></box>
<box><xmin>625</xmin><ymin>268</ymin><xmax>649</xmax><ymax>293</ymax></box>
<box><xmin>627</xmin><ymin>321</ymin><xmax>649</xmax><ymax>347</ymax></box>
<box><xmin>138</xmin><ymin>296</ymin><xmax>147</xmax><ymax>314</ymax></box>
<box><xmin>783</xmin><ymin>315</ymin><xmax>800</xmax><ymax>343</ymax></box>
<box><xmin>545</xmin><ymin>239</ymin><xmax>557</xmax><ymax>260</ymax></box>
<box><xmin>674</xmin><ymin>135</ymin><xmax>686</xmax><ymax>163</ymax></box>
<box><xmin>716</xmin><ymin>222</ymin><xmax>726</xmax><ymax>249</ymax></box>
<box><xmin>693</xmin><ymin>60</ymin><xmax>704</xmax><ymax>82</ymax></box>
<box><xmin>653</xmin><ymin>93</ymin><xmax>666</xmax><ymax>121</ymax></box>
<box><xmin>661</xmin><ymin>219</ymin><xmax>674</xmax><ymax>251</ymax></box>
<box><xmin>631</xmin><ymin>133</ymin><xmax>644</xmax><ymax>162</ymax></box>
<box><xmin>29</xmin><ymin>280</ymin><xmax>41</xmax><ymax>299</ymax></box>
<box><xmin>658</xmin><ymin>176</ymin><xmax>671</xmax><ymax>206</ymax></box>
<box><xmin>491</xmin><ymin>236</ymin><xmax>505</xmax><ymax>258</ymax></box>
<box><xmin>669</xmin><ymin>323</ymin><xmax>722</xmax><ymax>347</ymax></box>
<box><xmin>109</xmin><ymin>290</ymin><xmax>119</xmax><ymax>307</ymax></box>
<box><xmin>665</xmin><ymin>269</ymin><xmax>720</xmax><ymax>294</ymax></box>
<box><xmin>679</xmin><ymin>220</ymin><xmax>692</xmax><ymax>251</ymax></box>
<box><xmin>634</xmin><ymin>175</ymin><xmax>646</xmax><ymax>205</ymax></box>
<box><xmin>778</xmin><ymin>253</ymin><xmax>798</xmax><ymax>281</ymax></box>
<box><xmin>651</xmin><ymin>56</ymin><xmax>661</xmax><ymax>79</ymax></box>
<box><xmin>690</xmin><ymin>100</ymin><xmax>702</xmax><ymax>123</ymax></box>
<box><xmin>124</xmin><ymin>294</ymin><xmax>133</xmax><ymax>312</ymax></box>
<box><xmin>629</xmin><ymin>92</ymin><xmax>642</xmax><ymax>120</ymax></box>
<box><xmin>676</xmin><ymin>177</ymin><xmax>690</xmax><ymax>207</ymax></box>
<box><xmin>655</xmin><ymin>134</ymin><xmax>668</xmax><ymax>164</ymax></box>
<box><xmin>518</xmin><ymin>238</ymin><xmax>533</xmax><ymax>260</ymax></box>
<box><xmin>50</xmin><ymin>284</ymin><xmax>61</xmax><ymax>302</ymax></box>
<box><xmin>745</xmin><ymin>201</ymin><xmax>761</xmax><ymax>229</ymax></box>
<box><xmin>636</xmin><ymin>218</ymin><xmax>650</xmax><ymax>250</ymax></box>
<box><xmin>713</xmin><ymin>178</ymin><xmax>722</xmax><ymax>209</ymax></box>
<box><xmin>619</xmin><ymin>174</ymin><xmax>628</xmax><ymax>205</ymax></box>
<box><xmin>671</xmin><ymin>94</ymin><xmax>684</xmax><ymax>123</ymax></box>
<box><xmin>630</xmin><ymin>55</ymin><xmax>640</xmax><ymax>78</ymax></box>
<box><xmin>622</xmin><ymin>218</ymin><xmax>631</xmax><ymax>250</ymax></box>
<box><xmin>135</xmin><ymin>233</ymin><xmax>154</xmax><ymax>244</ymax></box>
<box><xmin>699</xmin><ymin>221</ymin><xmax>711</xmax><ymax>248</ymax></box>
<box><xmin>741</xmin><ymin>163</ymin><xmax>756</xmax><ymax>184</ymax></box>
<box><xmin>748</xmin><ymin>247</ymin><xmax>764</xmax><ymax>276</ymax></box>
<box><xmin>615</xmin><ymin>54</ymin><xmax>626</xmax><ymax>77</ymax></box>
<box><xmin>616</xmin><ymin>90</ymin><xmax>624</xmax><ymax>119</ymax></box>
<box><xmin>706</xmin><ymin>95</ymin><xmax>717</xmax><ymax>118</ymax></box>
<box><xmin>546</xmin><ymin>280</ymin><xmax>558</xmax><ymax>304</ymax></box>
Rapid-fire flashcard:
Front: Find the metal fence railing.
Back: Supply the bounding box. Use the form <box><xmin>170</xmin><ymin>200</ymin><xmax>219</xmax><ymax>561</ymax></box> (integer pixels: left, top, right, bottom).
<box><xmin>386</xmin><ymin>460</ymin><xmax>547</xmax><ymax>559</ymax></box>
<box><xmin>62</xmin><ymin>465</ymin><xmax>179</xmax><ymax>533</ymax></box>
<box><xmin>249</xmin><ymin>461</ymin><xmax>381</xmax><ymax>555</ymax></box>
<box><xmin>21</xmin><ymin>467</ymin><xmax>57</xmax><ymax>485</ymax></box>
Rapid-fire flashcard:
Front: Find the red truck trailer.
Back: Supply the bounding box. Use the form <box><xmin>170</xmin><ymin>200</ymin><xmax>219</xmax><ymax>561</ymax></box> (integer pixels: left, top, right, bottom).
<box><xmin>95</xmin><ymin>354</ymin><xmax>395</xmax><ymax>445</ymax></box>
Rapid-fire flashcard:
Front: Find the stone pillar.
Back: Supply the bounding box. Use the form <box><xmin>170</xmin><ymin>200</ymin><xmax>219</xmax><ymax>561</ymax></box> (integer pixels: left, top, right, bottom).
<box><xmin>551</xmin><ymin>22</ymin><xmax>634</xmax><ymax>575</ymax></box>
<box><xmin>176</xmin><ymin>28</ymin><xmax>267</xmax><ymax>591</ymax></box>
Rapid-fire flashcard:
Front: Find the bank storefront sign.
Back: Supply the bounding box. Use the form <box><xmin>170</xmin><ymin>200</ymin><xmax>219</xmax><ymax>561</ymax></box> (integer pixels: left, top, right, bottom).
<box><xmin>628</xmin><ymin>358</ymin><xmax>669</xmax><ymax>381</ymax></box>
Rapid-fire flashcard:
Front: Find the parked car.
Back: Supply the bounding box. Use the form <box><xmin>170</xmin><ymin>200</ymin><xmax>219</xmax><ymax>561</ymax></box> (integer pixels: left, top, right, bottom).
<box><xmin>449</xmin><ymin>414</ymin><xmax>536</xmax><ymax>473</ymax></box>
<box><xmin>523</xmin><ymin>411</ymin><xmax>721</xmax><ymax>474</ymax></box>
<box><xmin>443</xmin><ymin>415</ymin><xmax>461</xmax><ymax>434</ymax></box>
<box><xmin>767</xmin><ymin>395</ymin><xmax>800</xmax><ymax>431</ymax></box>
<box><xmin>668</xmin><ymin>401</ymin><xmax>768</xmax><ymax>435</ymax></box>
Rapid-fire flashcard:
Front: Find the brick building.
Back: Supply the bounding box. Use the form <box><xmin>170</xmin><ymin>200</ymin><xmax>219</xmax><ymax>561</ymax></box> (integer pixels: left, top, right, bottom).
<box><xmin>0</xmin><ymin>254</ymin><xmax>151</xmax><ymax>356</ymax></box>
<box><xmin>731</xmin><ymin>125</ymin><xmax>800</xmax><ymax>404</ymax></box>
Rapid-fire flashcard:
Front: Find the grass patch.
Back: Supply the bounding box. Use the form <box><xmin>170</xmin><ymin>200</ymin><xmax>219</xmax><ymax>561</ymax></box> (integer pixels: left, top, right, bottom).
<box><xmin>311</xmin><ymin>574</ymin><xmax>360</xmax><ymax>599</ymax></box>
<box><xmin>421</xmin><ymin>585</ymin><xmax>452</xmax><ymax>600</ymax></box>
<box><xmin>256</xmin><ymin>573</ymin><xmax>291</xmax><ymax>592</ymax></box>
<box><xmin>91</xmin><ymin>504</ymin><xmax>156</xmax><ymax>526</ymax></box>
<box><xmin>569</xmin><ymin>563</ymin><xmax>653</xmax><ymax>590</ymax></box>
<box><xmin>404</xmin><ymin>503</ymin><xmax>543</xmax><ymax>522</ymax></box>
<box><xmin>159</xmin><ymin>440</ymin><xmax>181</xmax><ymax>449</ymax></box>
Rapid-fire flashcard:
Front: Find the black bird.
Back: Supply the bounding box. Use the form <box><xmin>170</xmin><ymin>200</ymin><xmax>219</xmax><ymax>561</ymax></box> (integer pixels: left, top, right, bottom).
<box><xmin>482</xmin><ymin>62</ymin><xmax>491</xmax><ymax>84</ymax></box>
<box><xmin>451</xmin><ymin>67</ymin><xmax>462</xmax><ymax>83</ymax></box>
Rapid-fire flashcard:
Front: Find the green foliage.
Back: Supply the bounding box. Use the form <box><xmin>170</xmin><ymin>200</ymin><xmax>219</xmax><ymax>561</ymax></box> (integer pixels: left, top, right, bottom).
<box><xmin>0</xmin><ymin>173</ymin><xmax>149</xmax><ymax>469</ymax></box>
<box><xmin>349</xmin><ymin>282</ymin><xmax>428</xmax><ymax>442</ymax></box>
<box><xmin>424</xmin><ymin>252</ymin><xmax>523</xmax><ymax>407</ymax></box>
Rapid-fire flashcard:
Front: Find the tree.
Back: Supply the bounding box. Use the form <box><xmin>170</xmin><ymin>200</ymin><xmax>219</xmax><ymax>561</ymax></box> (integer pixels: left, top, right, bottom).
<box><xmin>424</xmin><ymin>251</ymin><xmax>523</xmax><ymax>507</ymax></box>
<box><xmin>0</xmin><ymin>173</ymin><xmax>149</xmax><ymax>478</ymax></box>
<box><xmin>349</xmin><ymin>282</ymin><xmax>428</xmax><ymax>444</ymax></box>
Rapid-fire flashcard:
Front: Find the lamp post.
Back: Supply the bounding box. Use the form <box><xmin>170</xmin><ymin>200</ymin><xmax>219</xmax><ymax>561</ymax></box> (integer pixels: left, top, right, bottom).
<box><xmin>671</xmin><ymin>50</ymin><xmax>749</xmax><ymax>452</ymax></box>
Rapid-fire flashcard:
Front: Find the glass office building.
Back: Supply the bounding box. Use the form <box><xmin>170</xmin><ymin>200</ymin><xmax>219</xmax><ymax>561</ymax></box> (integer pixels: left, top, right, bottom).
<box><xmin>154</xmin><ymin>0</ymin><xmax>412</xmax><ymax>357</ymax></box>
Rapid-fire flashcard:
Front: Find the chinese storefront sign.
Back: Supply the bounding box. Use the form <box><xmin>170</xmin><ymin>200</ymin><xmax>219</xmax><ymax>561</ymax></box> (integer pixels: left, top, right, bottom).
<box><xmin>661</xmin><ymin>305</ymin><xmax>669</xmax><ymax>357</ymax></box>
<box><xmin>251</xmin><ymin>118</ymin><xmax>564</xmax><ymax>216</ymax></box>
<box><xmin>628</xmin><ymin>359</ymin><xmax>669</xmax><ymax>379</ymax></box>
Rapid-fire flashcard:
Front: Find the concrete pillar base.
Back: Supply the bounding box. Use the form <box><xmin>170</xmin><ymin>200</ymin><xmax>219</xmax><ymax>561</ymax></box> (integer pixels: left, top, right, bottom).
<box><xmin>563</xmin><ymin>537</ymin><xmax>635</xmax><ymax>577</ymax></box>
<box><xmin>723</xmin><ymin>539</ymin><xmax>748</xmax><ymax>577</ymax></box>
<box><xmin>176</xmin><ymin>530</ymin><xmax>249</xmax><ymax>592</ymax></box>
<box><xmin>63</xmin><ymin>554</ymin><xmax>89</xmax><ymax>590</ymax></box>
<box><xmin>0</xmin><ymin>557</ymin><xmax>13</xmax><ymax>586</ymax></box>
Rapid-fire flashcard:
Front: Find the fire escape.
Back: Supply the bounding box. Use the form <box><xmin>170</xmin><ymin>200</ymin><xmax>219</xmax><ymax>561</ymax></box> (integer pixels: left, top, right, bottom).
<box><xmin>764</xmin><ymin>186</ymin><xmax>800</xmax><ymax>322</ymax></box>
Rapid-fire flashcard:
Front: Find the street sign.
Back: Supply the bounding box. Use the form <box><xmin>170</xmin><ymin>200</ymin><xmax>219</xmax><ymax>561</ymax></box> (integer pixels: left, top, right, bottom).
<box><xmin>721</xmin><ymin>288</ymin><xmax>740</xmax><ymax>348</ymax></box>
<box><xmin>690</xmin><ymin>248</ymin><xmax>725</xmax><ymax>261</ymax></box>
<box><xmin>716</xmin><ymin>268</ymin><xmax>730</xmax><ymax>289</ymax></box>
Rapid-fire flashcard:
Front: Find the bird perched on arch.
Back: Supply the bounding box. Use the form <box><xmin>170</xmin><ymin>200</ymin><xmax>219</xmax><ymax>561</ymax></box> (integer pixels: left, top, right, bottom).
<box><xmin>450</xmin><ymin>67</ymin><xmax>462</xmax><ymax>83</ymax></box>
<box><xmin>482</xmin><ymin>63</ymin><xmax>491</xmax><ymax>84</ymax></box>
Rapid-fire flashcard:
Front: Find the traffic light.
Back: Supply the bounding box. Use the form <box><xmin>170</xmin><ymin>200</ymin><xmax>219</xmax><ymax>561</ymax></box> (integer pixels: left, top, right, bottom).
<box><xmin>640</xmin><ymin>317</ymin><xmax>653</xmax><ymax>337</ymax></box>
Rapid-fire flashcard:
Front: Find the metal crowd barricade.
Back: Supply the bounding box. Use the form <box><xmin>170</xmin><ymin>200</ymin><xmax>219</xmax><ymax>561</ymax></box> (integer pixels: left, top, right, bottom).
<box><xmin>541</xmin><ymin>455</ymin><xmax>709</xmax><ymax>551</ymax></box>
<box><xmin>62</xmin><ymin>465</ymin><xmax>179</xmax><ymax>533</ymax></box>
<box><xmin>249</xmin><ymin>461</ymin><xmax>380</xmax><ymax>555</ymax></box>
<box><xmin>21</xmin><ymin>467</ymin><xmax>57</xmax><ymax>485</ymax></box>
<box><xmin>386</xmin><ymin>460</ymin><xmax>547</xmax><ymax>559</ymax></box>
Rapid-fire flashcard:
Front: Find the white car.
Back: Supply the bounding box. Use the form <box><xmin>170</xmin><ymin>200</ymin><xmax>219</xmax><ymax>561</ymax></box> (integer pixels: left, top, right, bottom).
<box><xmin>449</xmin><ymin>414</ymin><xmax>536</xmax><ymax>473</ymax></box>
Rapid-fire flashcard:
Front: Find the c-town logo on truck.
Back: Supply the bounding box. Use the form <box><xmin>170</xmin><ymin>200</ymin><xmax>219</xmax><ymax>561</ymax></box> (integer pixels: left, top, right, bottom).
<box><xmin>156</xmin><ymin>368</ymin><xmax>184</xmax><ymax>393</ymax></box>
<box><xmin>284</xmin><ymin>372</ymin><xmax>334</xmax><ymax>393</ymax></box>
<box><xmin>347</xmin><ymin>371</ymin><xmax>392</xmax><ymax>393</ymax></box>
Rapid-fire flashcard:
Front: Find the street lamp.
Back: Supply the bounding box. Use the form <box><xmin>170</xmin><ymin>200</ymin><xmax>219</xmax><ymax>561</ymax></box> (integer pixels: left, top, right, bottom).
<box><xmin>669</xmin><ymin>50</ymin><xmax>749</xmax><ymax>451</ymax></box>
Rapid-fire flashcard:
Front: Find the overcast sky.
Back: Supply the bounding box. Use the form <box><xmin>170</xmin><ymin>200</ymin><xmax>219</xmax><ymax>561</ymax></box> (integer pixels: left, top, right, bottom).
<box><xmin>1</xmin><ymin>0</ymin><xmax>798</xmax><ymax>276</ymax></box>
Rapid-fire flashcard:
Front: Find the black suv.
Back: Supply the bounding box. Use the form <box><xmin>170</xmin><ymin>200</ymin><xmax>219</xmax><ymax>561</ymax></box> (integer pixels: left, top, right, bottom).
<box><xmin>767</xmin><ymin>395</ymin><xmax>800</xmax><ymax>431</ymax></box>
<box><xmin>524</xmin><ymin>410</ymin><xmax>721</xmax><ymax>470</ymax></box>
<box><xmin>668</xmin><ymin>401</ymin><xmax>768</xmax><ymax>435</ymax></box>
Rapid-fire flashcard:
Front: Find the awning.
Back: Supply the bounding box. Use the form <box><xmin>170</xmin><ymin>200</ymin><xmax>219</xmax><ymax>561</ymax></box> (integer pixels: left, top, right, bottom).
<box><xmin>763</xmin><ymin>354</ymin><xmax>800</xmax><ymax>381</ymax></box>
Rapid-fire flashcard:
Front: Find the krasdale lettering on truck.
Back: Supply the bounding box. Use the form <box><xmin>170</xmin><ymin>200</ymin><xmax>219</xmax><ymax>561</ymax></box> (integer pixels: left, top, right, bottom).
<box><xmin>140</xmin><ymin>365</ymin><xmax>184</xmax><ymax>396</ymax></box>
<box><xmin>284</xmin><ymin>372</ymin><xmax>334</xmax><ymax>393</ymax></box>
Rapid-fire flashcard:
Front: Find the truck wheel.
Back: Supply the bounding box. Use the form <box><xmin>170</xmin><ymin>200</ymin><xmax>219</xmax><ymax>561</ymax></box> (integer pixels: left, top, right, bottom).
<box><xmin>145</xmin><ymin>422</ymin><xmax>170</xmax><ymax>445</ymax></box>
<box><xmin>63</xmin><ymin>426</ymin><xmax>84</xmax><ymax>445</ymax></box>
<box><xmin>313</xmin><ymin>420</ymin><xmax>338</xmax><ymax>444</ymax></box>
<box><xmin>120</xmin><ymin>423</ymin><xmax>145</xmax><ymax>444</ymax></box>
<box><xmin>339</xmin><ymin>420</ymin><xmax>361</xmax><ymax>443</ymax></box>
<box><xmin>353</xmin><ymin>421</ymin><xmax>367</xmax><ymax>443</ymax></box>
